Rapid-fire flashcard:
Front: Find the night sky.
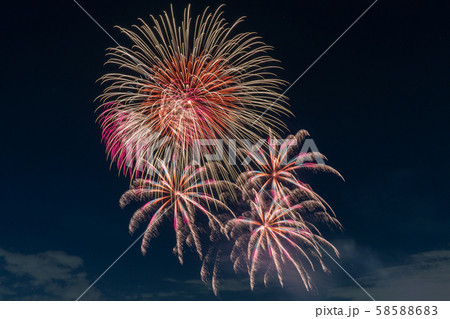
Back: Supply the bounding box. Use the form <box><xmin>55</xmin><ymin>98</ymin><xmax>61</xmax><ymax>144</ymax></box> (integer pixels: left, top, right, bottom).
<box><xmin>1</xmin><ymin>0</ymin><xmax>449</xmax><ymax>300</ymax></box>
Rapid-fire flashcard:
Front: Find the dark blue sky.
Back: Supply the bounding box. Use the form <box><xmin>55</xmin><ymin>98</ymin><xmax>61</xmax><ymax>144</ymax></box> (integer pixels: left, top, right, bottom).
<box><xmin>1</xmin><ymin>0</ymin><xmax>449</xmax><ymax>300</ymax></box>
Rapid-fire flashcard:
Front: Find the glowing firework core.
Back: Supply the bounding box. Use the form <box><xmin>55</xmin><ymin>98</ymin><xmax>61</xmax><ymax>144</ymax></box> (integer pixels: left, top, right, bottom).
<box><xmin>141</xmin><ymin>54</ymin><xmax>240</xmax><ymax>144</ymax></box>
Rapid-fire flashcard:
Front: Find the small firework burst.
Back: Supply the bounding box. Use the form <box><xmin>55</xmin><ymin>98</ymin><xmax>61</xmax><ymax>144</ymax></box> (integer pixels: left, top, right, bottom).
<box><xmin>238</xmin><ymin>129</ymin><xmax>343</xmax><ymax>209</ymax></box>
<box><xmin>225</xmin><ymin>190</ymin><xmax>341</xmax><ymax>291</ymax></box>
<box><xmin>119</xmin><ymin>160</ymin><xmax>234</xmax><ymax>263</ymax></box>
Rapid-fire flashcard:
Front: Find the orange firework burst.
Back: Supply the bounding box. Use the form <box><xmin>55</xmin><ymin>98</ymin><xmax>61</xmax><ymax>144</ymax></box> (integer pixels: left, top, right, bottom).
<box><xmin>97</xmin><ymin>5</ymin><xmax>290</xmax><ymax>180</ymax></box>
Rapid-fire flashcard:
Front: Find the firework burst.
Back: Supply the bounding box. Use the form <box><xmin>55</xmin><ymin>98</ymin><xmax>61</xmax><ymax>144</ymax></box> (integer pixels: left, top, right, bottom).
<box><xmin>119</xmin><ymin>160</ymin><xmax>234</xmax><ymax>263</ymax></box>
<box><xmin>239</xmin><ymin>129</ymin><xmax>343</xmax><ymax>211</ymax></box>
<box><xmin>97</xmin><ymin>5</ymin><xmax>290</xmax><ymax>180</ymax></box>
<box><xmin>225</xmin><ymin>190</ymin><xmax>340</xmax><ymax>291</ymax></box>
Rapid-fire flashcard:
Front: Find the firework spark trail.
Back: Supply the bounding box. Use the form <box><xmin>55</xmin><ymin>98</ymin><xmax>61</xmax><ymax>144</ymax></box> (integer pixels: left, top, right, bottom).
<box><xmin>97</xmin><ymin>5</ymin><xmax>291</xmax><ymax>183</ymax></box>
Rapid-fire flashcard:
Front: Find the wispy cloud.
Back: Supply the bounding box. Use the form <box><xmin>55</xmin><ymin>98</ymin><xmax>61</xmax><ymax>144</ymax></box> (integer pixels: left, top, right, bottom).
<box><xmin>0</xmin><ymin>248</ymin><xmax>101</xmax><ymax>300</ymax></box>
<box><xmin>329</xmin><ymin>249</ymin><xmax>450</xmax><ymax>300</ymax></box>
